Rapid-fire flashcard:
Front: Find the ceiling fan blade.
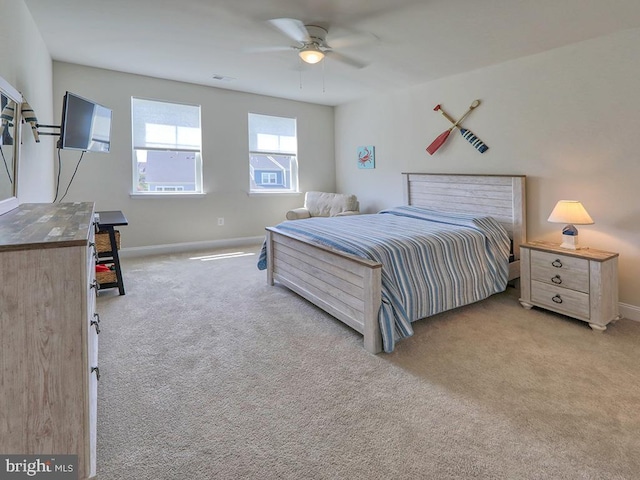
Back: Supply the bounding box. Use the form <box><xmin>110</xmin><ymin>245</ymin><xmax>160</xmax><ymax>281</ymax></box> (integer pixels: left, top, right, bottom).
<box><xmin>244</xmin><ymin>45</ymin><xmax>295</xmax><ymax>53</ymax></box>
<box><xmin>325</xmin><ymin>50</ymin><xmax>369</xmax><ymax>69</ymax></box>
<box><xmin>268</xmin><ymin>18</ymin><xmax>310</xmax><ymax>44</ymax></box>
<box><xmin>327</xmin><ymin>31</ymin><xmax>379</xmax><ymax>49</ymax></box>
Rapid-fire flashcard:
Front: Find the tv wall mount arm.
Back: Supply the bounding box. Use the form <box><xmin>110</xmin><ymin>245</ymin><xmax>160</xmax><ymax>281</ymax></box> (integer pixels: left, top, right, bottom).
<box><xmin>36</xmin><ymin>124</ymin><xmax>60</xmax><ymax>136</ymax></box>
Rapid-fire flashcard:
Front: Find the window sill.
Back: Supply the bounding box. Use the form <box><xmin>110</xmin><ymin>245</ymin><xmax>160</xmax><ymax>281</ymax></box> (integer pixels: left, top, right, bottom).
<box><xmin>248</xmin><ymin>191</ymin><xmax>301</xmax><ymax>197</ymax></box>
<box><xmin>130</xmin><ymin>192</ymin><xmax>206</xmax><ymax>199</ymax></box>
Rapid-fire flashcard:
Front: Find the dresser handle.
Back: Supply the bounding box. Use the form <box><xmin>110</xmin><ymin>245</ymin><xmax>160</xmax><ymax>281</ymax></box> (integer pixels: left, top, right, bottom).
<box><xmin>94</xmin><ymin>312</ymin><xmax>100</xmax><ymax>323</ymax></box>
<box><xmin>90</xmin><ymin>320</ymin><xmax>100</xmax><ymax>334</ymax></box>
<box><xmin>91</xmin><ymin>366</ymin><xmax>100</xmax><ymax>381</ymax></box>
<box><xmin>552</xmin><ymin>294</ymin><xmax>563</xmax><ymax>304</ymax></box>
<box><xmin>551</xmin><ymin>275</ymin><xmax>562</xmax><ymax>285</ymax></box>
<box><xmin>90</xmin><ymin>242</ymin><xmax>99</xmax><ymax>263</ymax></box>
<box><xmin>551</xmin><ymin>259</ymin><xmax>563</xmax><ymax>268</ymax></box>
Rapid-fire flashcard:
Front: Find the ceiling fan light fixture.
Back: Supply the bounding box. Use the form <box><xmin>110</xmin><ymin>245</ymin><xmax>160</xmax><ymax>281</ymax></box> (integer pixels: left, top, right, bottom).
<box><xmin>299</xmin><ymin>44</ymin><xmax>325</xmax><ymax>64</ymax></box>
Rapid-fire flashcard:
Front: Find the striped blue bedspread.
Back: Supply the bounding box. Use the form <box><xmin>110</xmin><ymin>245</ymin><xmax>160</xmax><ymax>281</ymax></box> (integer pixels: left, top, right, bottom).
<box><xmin>258</xmin><ymin>206</ymin><xmax>510</xmax><ymax>352</ymax></box>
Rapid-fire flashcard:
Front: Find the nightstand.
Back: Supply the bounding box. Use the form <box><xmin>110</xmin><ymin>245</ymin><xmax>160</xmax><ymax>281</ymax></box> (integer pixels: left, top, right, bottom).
<box><xmin>519</xmin><ymin>241</ymin><xmax>619</xmax><ymax>331</ymax></box>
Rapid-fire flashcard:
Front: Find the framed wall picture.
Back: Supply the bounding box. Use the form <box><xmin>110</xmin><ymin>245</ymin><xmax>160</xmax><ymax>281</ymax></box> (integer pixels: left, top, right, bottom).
<box><xmin>357</xmin><ymin>145</ymin><xmax>375</xmax><ymax>169</ymax></box>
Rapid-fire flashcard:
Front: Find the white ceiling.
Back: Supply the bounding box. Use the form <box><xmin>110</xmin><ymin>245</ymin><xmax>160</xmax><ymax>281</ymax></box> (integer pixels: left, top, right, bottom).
<box><xmin>23</xmin><ymin>0</ymin><xmax>640</xmax><ymax>106</ymax></box>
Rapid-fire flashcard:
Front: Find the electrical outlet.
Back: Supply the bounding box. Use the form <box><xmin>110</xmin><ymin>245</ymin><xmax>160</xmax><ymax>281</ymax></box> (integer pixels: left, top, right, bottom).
<box><xmin>217</xmin><ymin>217</ymin><xmax>224</xmax><ymax>226</ymax></box>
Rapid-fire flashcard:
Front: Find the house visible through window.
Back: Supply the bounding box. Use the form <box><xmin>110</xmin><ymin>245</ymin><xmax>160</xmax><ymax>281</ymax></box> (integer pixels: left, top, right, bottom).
<box><xmin>132</xmin><ymin>98</ymin><xmax>203</xmax><ymax>194</ymax></box>
<box><xmin>248</xmin><ymin>113</ymin><xmax>298</xmax><ymax>193</ymax></box>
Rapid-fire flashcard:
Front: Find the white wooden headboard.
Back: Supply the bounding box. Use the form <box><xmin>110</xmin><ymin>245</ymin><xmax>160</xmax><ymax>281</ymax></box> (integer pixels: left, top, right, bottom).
<box><xmin>402</xmin><ymin>173</ymin><xmax>527</xmax><ymax>263</ymax></box>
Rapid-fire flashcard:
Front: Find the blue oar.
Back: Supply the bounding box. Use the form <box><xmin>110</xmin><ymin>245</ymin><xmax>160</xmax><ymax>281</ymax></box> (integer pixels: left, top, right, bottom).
<box><xmin>459</xmin><ymin>128</ymin><xmax>488</xmax><ymax>153</ymax></box>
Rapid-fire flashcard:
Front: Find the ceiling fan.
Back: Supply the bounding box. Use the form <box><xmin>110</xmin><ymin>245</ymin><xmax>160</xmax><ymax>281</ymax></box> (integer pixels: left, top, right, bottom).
<box><xmin>259</xmin><ymin>18</ymin><xmax>376</xmax><ymax>69</ymax></box>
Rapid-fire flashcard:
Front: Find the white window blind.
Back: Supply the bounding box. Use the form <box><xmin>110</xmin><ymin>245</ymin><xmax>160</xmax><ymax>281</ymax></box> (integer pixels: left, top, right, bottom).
<box><xmin>132</xmin><ymin>98</ymin><xmax>201</xmax><ymax>151</ymax></box>
<box><xmin>248</xmin><ymin>113</ymin><xmax>297</xmax><ymax>154</ymax></box>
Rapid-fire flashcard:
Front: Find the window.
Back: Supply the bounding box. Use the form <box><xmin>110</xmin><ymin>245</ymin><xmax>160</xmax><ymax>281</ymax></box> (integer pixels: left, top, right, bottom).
<box><xmin>248</xmin><ymin>113</ymin><xmax>297</xmax><ymax>193</ymax></box>
<box><xmin>261</xmin><ymin>172</ymin><xmax>278</xmax><ymax>184</ymax></box>
<box><xmin>132</xmin><ymin>98</ymin><xmax>203</xmax><ymax>194</ymax></box>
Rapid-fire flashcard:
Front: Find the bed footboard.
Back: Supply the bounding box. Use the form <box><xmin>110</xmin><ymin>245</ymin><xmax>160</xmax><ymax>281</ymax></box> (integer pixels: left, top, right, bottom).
<box><xmin>266</xmin><ymin>228</ymin><xmax>383</xmax><ymax>354</ymax></box>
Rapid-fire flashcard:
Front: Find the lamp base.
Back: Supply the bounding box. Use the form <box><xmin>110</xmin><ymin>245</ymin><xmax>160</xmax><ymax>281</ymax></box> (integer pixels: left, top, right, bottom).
<box><xmin>560</xmin><ymin>234</ymin><xmax>582</xmax><ymax>250</ymax></box>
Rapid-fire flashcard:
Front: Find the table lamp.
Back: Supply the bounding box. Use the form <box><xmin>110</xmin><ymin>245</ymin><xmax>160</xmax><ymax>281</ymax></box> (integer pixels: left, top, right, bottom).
<box><xmin>547</xmin><ymin>200</ymin><xmax>594</xmax><ymax>250</ymax></box>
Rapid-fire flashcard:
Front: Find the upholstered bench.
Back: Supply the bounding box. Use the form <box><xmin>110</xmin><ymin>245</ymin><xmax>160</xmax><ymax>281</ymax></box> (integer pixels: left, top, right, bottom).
<box><xmin>286</xmin><ymin>191</ymin><xmax>360</xmax><ymax>220</ymax></box>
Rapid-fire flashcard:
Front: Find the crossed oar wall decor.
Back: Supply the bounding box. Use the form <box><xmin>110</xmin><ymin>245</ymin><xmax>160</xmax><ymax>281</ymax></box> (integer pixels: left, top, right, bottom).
<box><xmin>426</xmin><ymin>99</ymin><xmax>488</xmax><ymax>155</ymax></box>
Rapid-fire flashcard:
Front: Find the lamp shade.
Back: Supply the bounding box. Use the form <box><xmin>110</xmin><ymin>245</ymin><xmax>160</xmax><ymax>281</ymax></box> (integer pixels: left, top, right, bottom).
<box><xmin>299</xmin><ymin>45</ymin><xmax>325</xmax><ymax>64</ymax></box>
<box><xmin>547</xmin><ymin>200</ymin><xmax>594</xmax><ymax>225</ymax></box>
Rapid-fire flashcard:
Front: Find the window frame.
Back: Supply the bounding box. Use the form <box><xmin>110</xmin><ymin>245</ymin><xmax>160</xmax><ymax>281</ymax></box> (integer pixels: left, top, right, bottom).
<box><xmin>131</xmin><ymin>97</ymin><xmax>204</xmax><ymax>196</ymax></box>
<box><xmin>248</xmin><ymin>113</ymin><xmax>298</xmax><ymax>195</ymax></box>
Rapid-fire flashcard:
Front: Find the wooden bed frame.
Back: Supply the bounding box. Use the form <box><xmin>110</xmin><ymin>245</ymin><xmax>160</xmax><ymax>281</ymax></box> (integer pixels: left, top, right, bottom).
<box><xmin>265</xmin><ymin>173</ymin><xmax>527</xmax><ymax>354</ymax></box>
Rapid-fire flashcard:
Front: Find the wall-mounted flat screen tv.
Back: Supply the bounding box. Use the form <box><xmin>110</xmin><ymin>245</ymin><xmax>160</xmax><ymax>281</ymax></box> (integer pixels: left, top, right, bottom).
<box><xmin>58</xmin><ymin>91</ymin><xmax>112</xmax><ymax>153</ymax></box>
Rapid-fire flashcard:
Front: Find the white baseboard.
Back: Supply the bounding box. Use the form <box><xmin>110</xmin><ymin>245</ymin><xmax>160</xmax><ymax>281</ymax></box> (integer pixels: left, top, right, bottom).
<box><xmin>619</xmin><ymin>302</ymin><xmax>640</xmax><ymax>323</ymax></box>
<box><xmin>119</xmin><ymin>236</ymin><xmax>264</xmax><ymax>258</ymax></box>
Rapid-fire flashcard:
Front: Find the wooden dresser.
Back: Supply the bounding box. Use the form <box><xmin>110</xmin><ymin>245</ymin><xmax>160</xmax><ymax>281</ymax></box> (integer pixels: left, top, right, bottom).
<box><xmin>0</xmin><ymin>202</ymin><xmax>98</xmax><ymax>479</ymax></box>
<box><xmin>519</xmin><ymin>241</ymin><xmax>619</xmax><ymax>331</ymax></box>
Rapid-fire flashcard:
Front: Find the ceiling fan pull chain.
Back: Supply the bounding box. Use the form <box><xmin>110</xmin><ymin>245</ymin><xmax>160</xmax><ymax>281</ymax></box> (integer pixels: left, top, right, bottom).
<box><xmin>322</xmin><ymin>59</ymin><xmax>326</xmax><ymax>93</ymax></box>
<box><xmin>299</xmin><ymin>57</ymin><xmax>303</xmax><ymax>90</ymax></box>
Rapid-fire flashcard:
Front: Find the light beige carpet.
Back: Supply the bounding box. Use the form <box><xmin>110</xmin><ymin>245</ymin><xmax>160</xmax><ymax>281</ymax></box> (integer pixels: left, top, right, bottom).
<box><xmin>95</xmin><ymin>245</ymin><xmax>640</xmax><ymax>479</ymax></box>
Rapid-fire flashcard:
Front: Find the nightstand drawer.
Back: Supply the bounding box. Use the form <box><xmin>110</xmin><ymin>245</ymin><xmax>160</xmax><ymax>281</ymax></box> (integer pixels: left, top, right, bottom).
<box><xmin>530</xmin><ymin>250</ymin><xmax>589</xmax><ymax>292</ymax></box>
<box><xmin>531</xmin><ymin>280</ymin><xmax>590</xmax><ymax>318</ymax></box>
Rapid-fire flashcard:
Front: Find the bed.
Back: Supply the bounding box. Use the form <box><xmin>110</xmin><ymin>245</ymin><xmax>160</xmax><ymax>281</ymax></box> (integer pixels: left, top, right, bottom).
<box><xmin>260</xmin><ymin>173</ymin><xmax>526</xmax><ymax>354</ymax></box>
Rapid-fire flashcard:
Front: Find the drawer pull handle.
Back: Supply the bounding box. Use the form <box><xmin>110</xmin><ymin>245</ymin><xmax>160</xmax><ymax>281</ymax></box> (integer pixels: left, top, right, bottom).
<box><xmin>551</xmin><ymin>259</ymin><xmax>563</xmax><ymax>268</ymax></box>
<box><xmin>90</xmin><ymin>320</ymin><xmax>100</xmax><ymax>334</ymax></box>
<box><xmin>551</xmin><ymin>275</ymin><xmax>562</xmax><ymax>285</ymax></box>
<box><xmin>94</xmin><ymin>312</ymin><xmax>100</xmax><ymax>323</ymax></box>
<box><xmin>552</xmin><ymin>294</ymin><xmax>563</xmax><ymax>304</ymax></box>
<box><xmin>91</xmin><ymin>366</ymin><xmax>100</xmax><ymax>381</ymax></box>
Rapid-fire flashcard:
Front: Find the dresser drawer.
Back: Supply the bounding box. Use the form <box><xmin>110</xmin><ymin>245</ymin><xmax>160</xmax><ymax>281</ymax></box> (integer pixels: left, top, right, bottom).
<box><xmin>531</xmin><ymin>280</ymin><xmax>590</xmax><ymax>318</ymax></box>
<box><xmin>530</xmin><ymin>250</ymin><xmax>589</xmax><ymax>293</ymax></box>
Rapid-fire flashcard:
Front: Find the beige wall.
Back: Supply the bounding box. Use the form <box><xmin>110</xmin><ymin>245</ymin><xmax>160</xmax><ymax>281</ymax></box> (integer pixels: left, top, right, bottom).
<box><xmin>0</xmin><ymin>0</ymin><xmax>54</xmax><ymax>202</ymax></box>
<box><xmin>52</xmin><ymin>62</ymin><xmax>335</xmax><ymax>249</ymax></box>
<box><xmin>335</xmin><ymin>28</ymin><xmax>640</xmax><ymax>314</ymax></box>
